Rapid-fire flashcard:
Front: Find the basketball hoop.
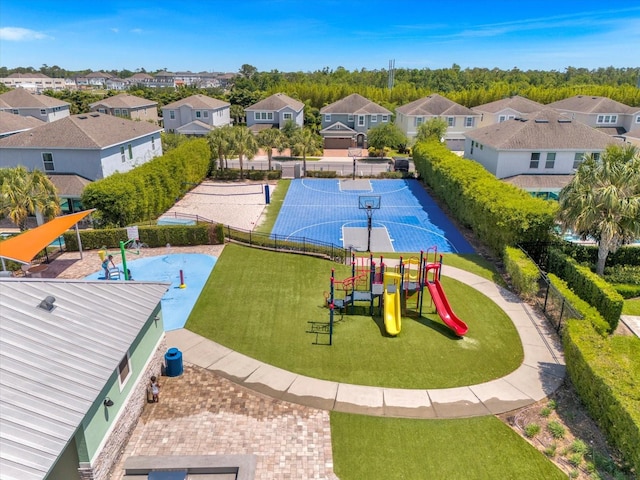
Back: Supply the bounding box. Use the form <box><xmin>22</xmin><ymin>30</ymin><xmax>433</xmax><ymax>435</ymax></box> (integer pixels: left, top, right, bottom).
<box><xmin>358</xmin><ymin>196</ymin><xmax>381</xmax><ymax>252</ymax></box>
<box><xmin>348</xmin><ymin>148</ymin><xmax>362</xmax><ymax>180</ymax></box>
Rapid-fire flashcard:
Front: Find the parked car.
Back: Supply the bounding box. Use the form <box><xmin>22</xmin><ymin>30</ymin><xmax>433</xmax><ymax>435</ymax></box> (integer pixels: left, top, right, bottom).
<box><xmin>392</xmin><ymin>157</ymin><xmax>410</xmax><ymax>172</ymax></box>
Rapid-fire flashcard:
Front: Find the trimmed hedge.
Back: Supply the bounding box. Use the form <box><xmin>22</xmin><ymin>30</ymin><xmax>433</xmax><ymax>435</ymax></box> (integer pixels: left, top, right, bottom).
<box><xmin>548</xmin><ymin>249</ymin><xmax>624</xmax><ymax>332</ymax></box>
<box><xmin>563</xmin><ymin>319</ymin><xmax>640</xmax><ymax>474</ymax></box>
<box><xmin>81</xmin><ymin>139</ymin><xmax>210</xmax><ymax>227</ymax></box>
<box><xmin>63</xmin><ymin>224</ymin><xmax>224</xmax><ymax>251</ymax></box>
<box><xmin>412</xmin><ymin>140</ymin><xmax>557</xmax><ymax>255</ymax></box>
<box><xmin>561</xmin><ymin>243</ymin><xmax>640</xmax><ymax>267</ymax></box>
<box><xmin>503</xmin><ymin>246</ymin><xmax>539</xmax><ymax>300</ymax></box>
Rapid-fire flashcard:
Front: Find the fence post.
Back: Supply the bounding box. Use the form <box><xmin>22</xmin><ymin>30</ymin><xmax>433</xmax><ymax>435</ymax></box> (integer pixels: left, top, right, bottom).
<box><xmin>558</xmin><ymin>299</ymin><xmax>565</xmax><ymax>333</ymax></box>
<box><xmin>543</xmin><ymin>282</ymin><xmax>550</xmax><ymax>313</ymax></box>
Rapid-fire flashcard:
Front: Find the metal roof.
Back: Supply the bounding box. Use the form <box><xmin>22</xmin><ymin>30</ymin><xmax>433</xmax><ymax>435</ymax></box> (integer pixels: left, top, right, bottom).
<box><xmin>0</xmin><ymin>278</ymin><xmax>169</xmax><ymax>480</ymax></box>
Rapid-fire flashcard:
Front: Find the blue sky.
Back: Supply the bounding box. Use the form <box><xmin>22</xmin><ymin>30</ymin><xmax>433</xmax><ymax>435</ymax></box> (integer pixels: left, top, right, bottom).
<box><xmin>1</xmin><ymin>1</ymin><xmax>639</xmax><ymax>73</ymax></box>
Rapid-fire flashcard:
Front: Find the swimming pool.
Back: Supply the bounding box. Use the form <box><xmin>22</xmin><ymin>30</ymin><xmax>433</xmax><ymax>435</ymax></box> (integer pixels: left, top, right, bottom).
<box><xmin>85</xmin><ymin>253</ymin><xmax>217</xmax><ymax>331</ymax></box>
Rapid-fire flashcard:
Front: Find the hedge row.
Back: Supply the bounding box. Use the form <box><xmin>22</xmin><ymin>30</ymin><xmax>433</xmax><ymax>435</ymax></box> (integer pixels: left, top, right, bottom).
<box><xmin>81</xmin><ymin>139</ymin><xmax>210</xmax><ymax>227</ymax></box>
<box><xmin>503</xmin><ymin>246</ymin><xmax>540</xmax><ymax>300</ymax></box>
<box><xmin>547</xmin><ymin>249</ymin><xmax>624</xmax><ymax>332</ymax></box>
<box><xmin>561</xmin><ymin>243</ymin><xmax>640</xmax><ymax>267</ymax></box>
<box><xmin>563</xmin><ymin>319</ymin><xmax>640</xmax><ymax>474</ymax></box>
<box><xmin>63</xmin><ymin>224</ymin><xmax>224</xmax><ymax>251</ymax></box>
<box><xmin>412</xmin><ymin>140</ymin><xmax>557</xmax><ymax>254</ymax></box>
<box><xmin>211</xmin><ymin>169</ymin><xmax>282</xmax><ymax>181</ymax></box>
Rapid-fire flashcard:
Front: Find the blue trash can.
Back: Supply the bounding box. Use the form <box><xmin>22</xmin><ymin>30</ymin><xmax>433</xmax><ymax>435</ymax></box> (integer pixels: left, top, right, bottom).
<box><xmin>164</xmin><ymin>347</ymin><xmax>183</xmax><ymax>377</ymax></box>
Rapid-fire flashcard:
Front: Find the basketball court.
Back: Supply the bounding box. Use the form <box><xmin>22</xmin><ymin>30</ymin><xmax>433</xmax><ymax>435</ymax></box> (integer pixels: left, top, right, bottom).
<box><xmin>271</xmin><ymin>179</ymin><xmax>475</xmax><ymax>253</ymax></box>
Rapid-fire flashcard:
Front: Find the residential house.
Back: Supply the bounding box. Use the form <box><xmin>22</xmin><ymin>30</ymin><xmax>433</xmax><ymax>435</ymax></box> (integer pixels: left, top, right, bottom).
<box><xmin>319</xmin><ymin>93</ymin><xmax>392</xmax><ymax>149</ymax></box>
<box><xmin>75</xmin><ymin>72</ymin><xmax>113</xmax><ymax>89</ymax></box>
<box><xmin>547</xmin><ymin>95</ymin><xmax>635</xmax><ymax>136</ymax></box>
<box><xmin>395</xmin><ymin>93</ymin><xmax>480</xmax><ymax>150</ymax></box>
<box><xmin>0</xmin><ymin>278</ymin><xmax>169</xmax><ymax>480</ymax></box>
<box><xmin>0</xmin><ymin>73</ymin><xmax>67</xmax><ymax>92</ymax></box>
<box><xmin>0</xmin><ymin>112</ymin><xmax>163</xmax><ymax>180</ymax></box>
<box><xmin>245</xmin><ymin>93</ymin><xmax>305</xmax><ymax>132</ymax></box>
<box><xmin>472</xmin><ymin>95</ymin><xmax>545</xmax><ymax>127</ymax></box>
<box><xmin>89</xmin><ymin>93</ymin><xmax>159</xmax><ymax>124</ymax></box>
<box><xmin>105</xmin><ymin>77</ymin><xmax>128</xmax><ymax>91</ymax></box>
<box><xmin>151</xmin><ymin>71</ymin><xmax>177</xmax><ymax>88</ymax></box>
<box><xmin>464</xmin><ymin>109</ymin><xmax>620</xmax><ymax>185</ymax></box>
<box><xmin>0</xmin><ymin>88</ymin><xmax>70</xmax><ymax>122</ymax></box>
<box><xmin>0</xmin><ymin>111</ymin><xmax>44</xmax><ymax>138</ymax></box>
<box><xmin>126</xmin><ymin>72</ymin><xmax>154</xmax><ymax>86</ymax></box>
<box><xmin>47</xmin><ymin>173</ymin><xmax>93</xmax><ymax>214</ymax></box>
<box><xmin>161</xmin><ymin>94</ymin><xmax>231</xmax><ymax>135</ymax></box>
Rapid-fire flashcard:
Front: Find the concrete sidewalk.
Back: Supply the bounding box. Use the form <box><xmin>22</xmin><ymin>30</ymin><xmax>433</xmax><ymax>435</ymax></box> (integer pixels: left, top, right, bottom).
<box><xmin>167</xmin><ymin>265</ymin><xmax>565</xmax><ymax>419</ymax></box>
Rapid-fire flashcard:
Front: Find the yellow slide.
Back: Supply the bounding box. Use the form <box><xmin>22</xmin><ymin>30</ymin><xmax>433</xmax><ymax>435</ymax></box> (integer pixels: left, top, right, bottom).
<box><xmin>383</xmin><ymin>272</ymin><xmax>402</xmax><ymax>336</ymax></box>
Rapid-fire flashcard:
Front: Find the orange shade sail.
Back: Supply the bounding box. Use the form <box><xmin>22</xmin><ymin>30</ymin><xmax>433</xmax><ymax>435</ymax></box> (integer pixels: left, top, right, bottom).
<box><xmin>0</xmin><ymin>209</ymin><xmax>95</xmax><ymax>264</ymax></box>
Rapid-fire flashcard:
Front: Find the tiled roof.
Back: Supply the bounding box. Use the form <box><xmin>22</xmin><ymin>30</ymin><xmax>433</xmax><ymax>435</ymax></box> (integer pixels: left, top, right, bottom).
<box><xmin>0</xmin><ymin>113</ymin><xmax>162</xmax><ymax>149</ymax></box>
<box><xmin>47</xmin><ymin>174</ymin><xmax>92</xmax><ymax>197</ymax></box>
<box><xmin>472</xmin><ymin>95</ymin><xmax>545</xmax><ymax>114</ymax></box>
<box><xmin>625</xmin><ymin>128</ymin><xmax>640</xmax><ymax>139</ymax></box>
<box><xmin>89</xmin><ymin>93</ymin><xmax>157</xmax><ymax>109</ymax></box>
<box><xmin>465</xmin><ymin>109</ymin><xmax>621</xmax><ymax>150</ymax></box>
<box><xmin>547</xmin><ymin>95</ymin><xmax>632</xmax><ymax>114</ymax></box>
<box><xmin>0</xmin><ymin>88</ymin><xmax>70</xmax><ymax>109</ymax></box>
<box><xmin>320</xmin><ymin>93</ymin><xmax>391</xmax><ymax>115</ymax></box>
<box><xmin>162</xmin><ymin>94</ymin><xmax>230</xmax><ymax>110</ymax></box>
<box><xmin>0</xmin><ymin>112</ymin><xmax>44</xmax><ymax>135</ymax></box>
<box><xmin>396</xmin><ymin>93</ymin><xmax>475</xmax><ymax>116</ymax></box>
<box><xmin>246</xmin><ymin>93</ymin><xmax>304</xmax><ymax>112</ymax></box>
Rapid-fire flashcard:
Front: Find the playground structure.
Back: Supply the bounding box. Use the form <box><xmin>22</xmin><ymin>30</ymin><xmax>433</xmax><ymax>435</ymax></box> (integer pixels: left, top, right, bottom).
<box><xmin>98</xmin><ymin>238</ymin><xmax>147</xmax><ymax>281</ymax></box>
<box><xmin>317</xmin><ymin>247</ymin><xmax>468</xmax><ymax>343</ymax></box>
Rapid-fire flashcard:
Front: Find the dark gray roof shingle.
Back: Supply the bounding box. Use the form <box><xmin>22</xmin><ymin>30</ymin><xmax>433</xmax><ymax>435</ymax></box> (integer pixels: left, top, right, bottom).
<box><xmin>396</xmin><ymin>93</ymin><xmax>475</xmax><ymax>116</ymax></box>
<box><xmin>246</xmin><ymin>93</ymin><xmax>304</xmax><ymax>112</ymax></box>
<box><xmin>320</xmin><ymin>93</ymin><xmax>391</xmax><ymax>115</ymax></box>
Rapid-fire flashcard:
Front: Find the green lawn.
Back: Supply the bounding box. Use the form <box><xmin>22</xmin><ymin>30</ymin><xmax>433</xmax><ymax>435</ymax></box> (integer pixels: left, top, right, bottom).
<box><xmin>254</xmin><ymin>179</ymin><xmax>290</xmax><ymax>234</ymax></box>
<box><xmin>622</xmin><ymin>297</ymin><xmax>640</xmax><ymax>316</ymax></box>
<box><xmin>187</xmin><ymin>244</ymin><xmax>523</xmax><ymax>388</ymax></box>
<box><xmin>331</xmin><ymin>413</ymin><xmax>566</xmax><ymax>480</ymax></box>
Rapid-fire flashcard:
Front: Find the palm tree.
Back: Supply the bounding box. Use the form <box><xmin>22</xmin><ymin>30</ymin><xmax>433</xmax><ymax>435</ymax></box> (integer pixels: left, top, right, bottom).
<box><xmin>0</xmin><ymin>166</ymin><xmax>61</xmax><ymax>231</ymax></box>
<box><xmin>228</xmin><ymin>126</ymin><xmax>259</xmax><ymax>179</ymax></box>
<box><xmin>207</xmin><ymin>125</ymin><xmax>233</xmax><ymax>172</ymax></box>
<box><xmin>557</xmin><ymin>144</ymin><xmax>640</xmax><ymax>276</ymax></box>
<box><xmin>257</xmin><ymin>128</ymin><xmax>286</xmax><ymax>171</ymax></box>
<box><xmin>291</xmin><ymin>128</ymin><xmax>321</xmax><ymax>176</ymax></box>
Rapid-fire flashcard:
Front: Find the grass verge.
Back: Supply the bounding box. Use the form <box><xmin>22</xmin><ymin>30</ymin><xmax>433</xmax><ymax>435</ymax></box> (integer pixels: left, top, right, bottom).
<box><xmin>254</xmin><ymin>179</ymin><xmax>290</xmax><ymax>234</ymax></box>
<box><xmin>622</xmin><ymin>297</ymin><xmax>640</xmax><ymax>316</ymax></box>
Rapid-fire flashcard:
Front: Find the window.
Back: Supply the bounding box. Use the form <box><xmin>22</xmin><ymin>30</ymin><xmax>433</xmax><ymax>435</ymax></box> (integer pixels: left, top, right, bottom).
<box><xmin>465</xmin><ymin>117</ymin><xmax>475</xmax><ymax>127</ymax></box>
<box><xmin>98</xmin><ymin>108</ymin><xmax>106</xmax><ymax>114</ymax></box>
<box><xmin>545</xmin><ymin>152</ymin><xmax>556</xmax><ymax>169</ymax></box>
<box><xmin>447</xmin><ymin>117</ymin><xmax>455</xmax><ymax>127</ymax></box>
<box><xmin>415</xmin><ymin>117</ymin><xmax>424</xmax><ymax>127</ymax></box>
<box><xmin>573</xmin><ymin>152</ymin><xmax>584</xmax><ymax>169</ymax></box>
<box><xmin>114</xmin><ymin>109</ymin><xmax>121</xmax><ymax>116</ymax></box>
<box><xmin>325</xmin><ymin>114</ymin><xmax>331</xmax><ymax>122</ymax></box>
<box><xmin>596</xmin><ymin>114</ymin><xmax>617</xmax><ymax>124</ymax></box>
<box><xmin>283</xmin><ymin>112</ymin><xmax>292</xmax><ymax>121</ymax></box>
<box><xmin>169</xmin><ymin>110</ymin><xmax>175</xmax><ymax>120</ymax></box>
<box><xmin>151</xmin><ymin>136</ymin><xmax>156</xmax><ymax>151</ymax></box>
<box><xmin>371</xmin><ymin>115</ymin><xmax>377</xmax><ymax>123</ymax></box>
<box><xmin>348</xmin><ymin>114</ymin><xmax>353</xmax><ymax>122</ymax></box>
<box><xmin>357</xmin><ymin>115</ymin><xmax>365</xmax><ymax>127</ymax></box>
<box><xmin>121</xmin><ymin>109</ymin><xmax>128</xmax><ymax>117</ymax></box>
<box><xmin>117</xmin><ymin>352</ymin><xmax>132</xmax><ymax>389</ymax></box>
<box><xmin>498</xmin><ymin>115</ymin><xmax>506</xmax><ymax>123</ymax></box>
<box><xmin>11</xmin><ymin>109</ymin><xmax>18</xmax><ymax>115</ymax></box>
<box><xmin>381</xmin><ymin>115</ymin><xmax>389</xmax><ymax>122</ymax></box>
<box><xmin>120</xmin><ymin>146</ymin><xmax>126</xmax><ymax>162</ymax></box>
<box><xmin>128</xmin><ymin>144</ymin><xmax>133</xmax><ymax>160</ymax></box>
<box><xmin>40</xmin><ymin>109</ymin><xmax>46</xmax><ymax>115</ymax></box>
<box><xmin>593</xmin><ymin>152</ymin><xmax>600</xmax><ymax>161</ymax></box>
<box><xmin>255</xmin><ymin>111</ymin><xmax>274</xmax><ymax>121</ymax></box>
<box><xmin>530</xmin><ymin>152</ymin><xmax>540</xmax><ymax>169</ymax></box>
<box><xmin>203</xmin><ymin>111</ymin><xmax>209</xmax><ymax>118</ymax></box>
<box><xmin>636</xmin><ymin>115</ymin><xmax>640</xmax><ymax>124</ymax></box>
<box><xmin>195</xmin><ymin>111</ymin><xmax>202</xmax><ymax>119</ymax></box>
<box><xmin>42</xmin><ymin>152</ymin><xmax>54</xmax><ymax>171</ymax></box>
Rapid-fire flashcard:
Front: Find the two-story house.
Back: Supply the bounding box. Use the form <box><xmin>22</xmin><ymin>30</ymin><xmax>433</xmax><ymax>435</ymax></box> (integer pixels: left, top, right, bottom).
<box><xmin>464</xmin><ymin>109</ymin><xmax>620</xmax><ymax>198</ymax></box>
<box><xmin>0</xmin><ymin>88</ymin><xmax>70</xmax><ymax>122</ymax></box>
<box><xmin>0</xmin><ymin>112</ymin><xmax>163</xmax><ymax>180</ymax></box>
<box><xmin>89</xmin><ymin>93</ymin><xmax>159</xmax><ymax>124</ymax></box>
<box><xmin>319</xmin><ymin>93</ymin><xmax>392</xmax><ymax>149</ymax></box>
<box><xmin>161</xmin><ymin>94</ymin><xmax>231</xmax><ymax>135</ymax></box>
<box><xmin>472</xmin><ymin>95</ymin><xmax>545</xmax><ymax>127</ymax></box>
<box><xmin>0</xmin><ymin>73</ymin><xmax>67</xmax><ymax>92</ymax></box>
<box><xmin>547</xmin><ymin>95</ymin><xmax>634</xmax><ymax>136</ymax></box>
<box><xmin>245</xmin><ymin>93</ymin><xmax>304</xmax><ymax>132</ymax></box>
<box><xmin>395</xmin><ymin>93</ymin><xmax>480</xmax><ymax>150</ymax></box>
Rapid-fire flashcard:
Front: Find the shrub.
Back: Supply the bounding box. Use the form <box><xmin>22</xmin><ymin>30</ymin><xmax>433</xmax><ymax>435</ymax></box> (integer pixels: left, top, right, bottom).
<box><xmin>540</xmin><ymin>406</ymin><xmax>552</xmax><ymax>417</ymax></box>
<box><xmin>561</xmin><ymin>243</ymin><xmax>640</xmax><ymax>267</ymax></box>
<box><xmin>504</xmin><ymin>246</ymin><xmax>540</xmax><ymax>299</ymax></box>
<box><xmin>524</xmin><ymin>423</ymin><xmax>541</xmax><ymax>438</ymax></box>
<box><xmin>305</xmin><ymin>170</ymin><xmax>337</xmax><ymax>178</ymax></box>
<box><xmin>544</xmin><ymin>443</ymin><xmax>557</xmax><ymax>458</ymax></box>
<box><xmin>547</xmin><ymin>421</ymin><xmax>566</xmax><ymax>439</ymax></box>
<box><xmin>246</xmin><ymin>170</ymin><xmax>267</xmax><ymax>181</ymax></box>
<box><xmin>548</xmin><ymin>249</ymin><xmax>624</xmax><ymax>332</ymax></box>
<box><xmin>605</xmin><ymin>265</ymin><xmax>640</xmax><ymax>285</ymax></box>
<box><xmin>563</xmin><ymin>319</ymin><xmax>640</xmax><ymax>473</ymax></box>
<box><xmin>412</xmin><ymin>140</ymin><xmax>557</xmax><ymax>255</ymax></box>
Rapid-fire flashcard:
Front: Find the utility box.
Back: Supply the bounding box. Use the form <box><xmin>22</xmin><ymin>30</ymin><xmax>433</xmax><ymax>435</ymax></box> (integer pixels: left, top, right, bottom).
<box><xmin>164</xmin><ymin>347</ymin><xmax>183</xmax><ymax>377</ymax></box>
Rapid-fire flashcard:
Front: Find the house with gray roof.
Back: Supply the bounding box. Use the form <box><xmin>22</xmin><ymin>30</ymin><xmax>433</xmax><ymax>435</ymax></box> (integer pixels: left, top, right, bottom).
<box><xmin>395</xmin><ymin>93</ymin><xmax>480</xmax><ymax>150</ymax></box>
<box><xmin>472</xmin><ymin>95</ymin><xmax>545</xmax><ymax>128</ymax></box>
<box><xmin>464</xmin><ymin>109</ymin><xmax>622</xmax><ymax>181</ymax></box>
<box><xmin>0</xmin><ymin>88</ymin><xmax>70</xmax><ymax>123</ymax></box>
<box><xmin>0</xmin><ymin>278</ymin><xmax>169</xmax><ymax>480</ymax></box>
<box><xmin>89</xmin><ymin>93</ymin><xmax>159</xmax><ymax>124</ymax></box>
<box><xmin>245</xmin><ymin>93</ymin><xmax>305</xmax><ymax>132</ymax></box>
<box><xmin>0</xmin><ymin>112</ymin><xmax>163</xmax><ymax>180</ymax></box>
<box><xmin>547</xmin><ymin>95</ymin><xmax>635</xmax><ymax>136</ymax></box>
<box><xmin>0</xmin><ymin>111</ymin><xmax>44</xmax><ymax>138</ymax></box>
<box><xmin>319</xmin><ymin>93</ymin><xmax>392</xmax><ymax>149</ymax></box>
<box><xmin>161</xmin><ymin>94</ymin><xmax>231</xmax><ymax>135</ymax></box>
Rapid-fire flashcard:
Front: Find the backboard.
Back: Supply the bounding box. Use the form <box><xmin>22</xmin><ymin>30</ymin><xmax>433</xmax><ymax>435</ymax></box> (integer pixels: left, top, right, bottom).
<box><xmin>358</xmin><ymin>195</ymin><xmax>381</xmax><ymax>210</ymax></box>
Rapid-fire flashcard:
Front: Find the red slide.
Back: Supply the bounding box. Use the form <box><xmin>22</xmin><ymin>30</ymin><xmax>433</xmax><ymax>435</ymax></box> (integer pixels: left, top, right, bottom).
<box><xmin>425</xmin><ymin>277</ymin><xmax>468</xmax><ymax>336</ymax></box>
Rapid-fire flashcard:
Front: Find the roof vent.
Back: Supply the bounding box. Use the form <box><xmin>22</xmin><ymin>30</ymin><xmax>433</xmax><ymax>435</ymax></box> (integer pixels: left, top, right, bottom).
<box><xmin>90</xmin><ymin>113</ymin><xmax>100</xmax><ymax>117</ymax></box>
<box><xmin>78</xmin><ymin>115</ymin><xmax>87</xmax><ymax>119</ymax></box>
<box><xmin>38</xmin><ymin>296</ymin><xmax>56</xmax><ymax>312</ymax></box>
<box><xmin>558</xmin><ymin>119</ymin><xmax>571</xmax><ymax>123</ymax></box>
<box><xmin>535</xmin><ymin>119</ymin><xmax>549</xmax><ymax>123</ymax></box>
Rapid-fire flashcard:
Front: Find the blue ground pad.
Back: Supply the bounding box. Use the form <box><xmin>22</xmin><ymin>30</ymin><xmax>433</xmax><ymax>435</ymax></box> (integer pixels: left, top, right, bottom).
<box><xmin>271</xmin><ymin>179</ymin><xmax>475</xmax><ymax>253</ymax></box>
<box><xmin>85</xmin><ymin>253</ymin><xmax>217</xmax><ymax>331</ymax></box>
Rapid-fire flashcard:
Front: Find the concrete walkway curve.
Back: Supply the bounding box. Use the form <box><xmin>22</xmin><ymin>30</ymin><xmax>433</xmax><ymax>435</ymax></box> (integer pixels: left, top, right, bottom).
<box><xmin>167</xmin><ymin>265</ymin><xmax>565</xmax><ymax>419</ymax></box>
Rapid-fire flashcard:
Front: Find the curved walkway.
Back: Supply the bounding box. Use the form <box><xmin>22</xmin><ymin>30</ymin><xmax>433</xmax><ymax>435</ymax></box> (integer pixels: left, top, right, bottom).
<box><xmin>167</xmin><ymin>265</ymin><xmax>565</xmax><ymax>419</ymax></box>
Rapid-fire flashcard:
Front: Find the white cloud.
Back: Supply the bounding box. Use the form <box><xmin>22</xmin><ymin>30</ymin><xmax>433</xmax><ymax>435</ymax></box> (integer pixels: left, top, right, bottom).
<box><xmin>111</xmin><ymin>28</ymin><xmax>119</xmax><ymax>33</ymax></box>
<box><xmin>0</xmin><ymin>27</ymin><xmax>50</xmax><ymax>41</ymax></box>
<box><xmin>131</xmin><ymin>28</ymin><xmax>143</xmax><ymax>34</ymax></box>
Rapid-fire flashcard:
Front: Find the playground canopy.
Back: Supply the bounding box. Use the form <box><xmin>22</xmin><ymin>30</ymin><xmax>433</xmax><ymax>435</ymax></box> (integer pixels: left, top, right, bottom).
<box><xmin>0</xmin><ymin>209</ymin><xmax>94</xmax><ymax>264</ymax></box>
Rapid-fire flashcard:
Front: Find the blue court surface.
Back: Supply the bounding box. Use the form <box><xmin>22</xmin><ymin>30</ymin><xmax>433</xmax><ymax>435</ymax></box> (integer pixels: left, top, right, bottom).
<box><xmin>85</xmin><ymin>253</ymin><xmax>217</xmax><ymax>331</ymax></box>
<box><xmin>271</xmin><ymin>179</ymin><xmax>475</xmax><ymax>253</ymax></box>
